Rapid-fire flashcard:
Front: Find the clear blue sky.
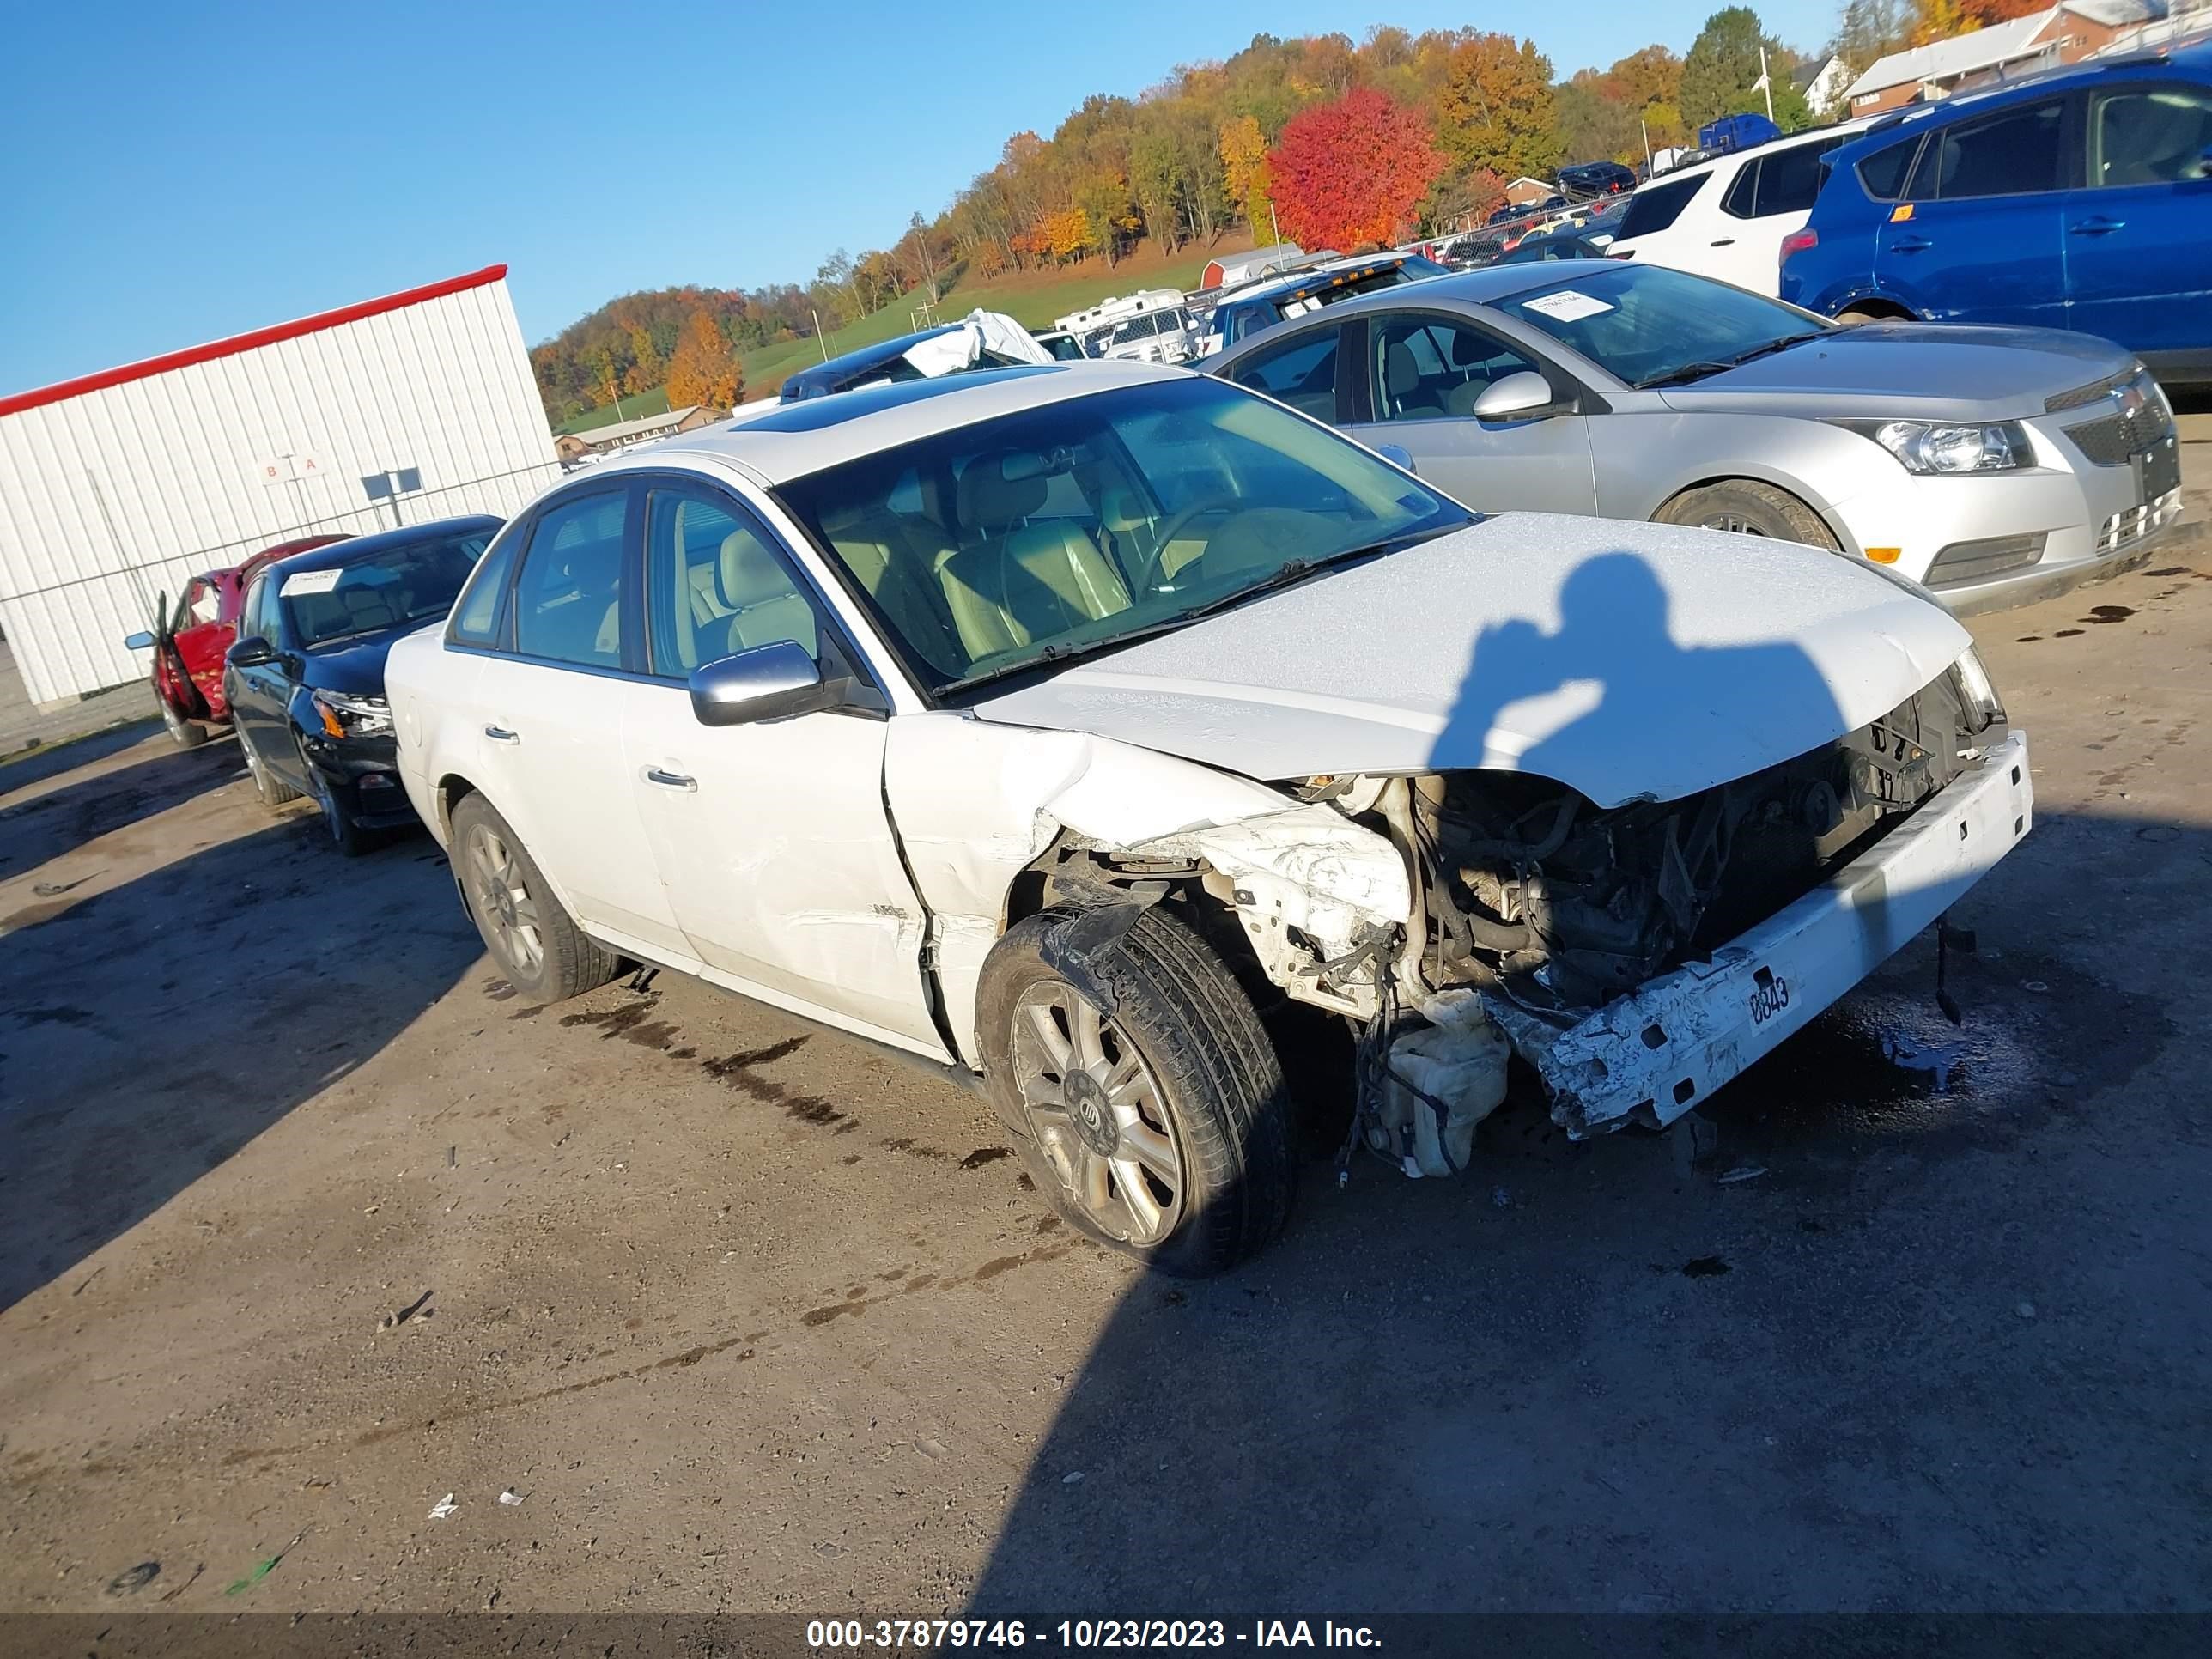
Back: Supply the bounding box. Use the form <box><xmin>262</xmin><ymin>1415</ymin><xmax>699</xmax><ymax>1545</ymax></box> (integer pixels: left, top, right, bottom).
<box><xmin>1</xmin><ymin>0</ymin><xmax>1835</xmax><ymax>394</ymax></box>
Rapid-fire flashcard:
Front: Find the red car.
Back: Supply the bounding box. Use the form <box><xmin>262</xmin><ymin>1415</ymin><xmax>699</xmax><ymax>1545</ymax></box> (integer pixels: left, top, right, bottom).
<box><xmin>125</xmin><ymin>534</ymin><xmax>349</xmax><ymax>746</ymax></box>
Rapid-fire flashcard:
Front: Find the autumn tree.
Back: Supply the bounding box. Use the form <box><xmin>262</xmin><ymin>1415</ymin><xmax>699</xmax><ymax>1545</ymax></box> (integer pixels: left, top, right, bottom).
<box><xmin>1908</xmin><ymin>0</ymin><xmax>1983</xmax><ymax>46</ymax></box>
<box><xmin>1558</xmin><ymin>82</ymin><xmax>1644</xmax><ymax>165</ymax></box>
<box><xmin>896</xmin><ymin>212</ymin><xmax>946</xmax><ymax>303</ymax></box>
<box><xmin>1268</xmin><ymin>88</ymin><xmax>1448</xmax><ymax>252</ymax></box>
<box><xmin>1436</xmin><ymin>34</ymin><xmax>1562</xmax><ymax>181</ymax></box>
<box><xmin>665</xmin><ymin>311</ymin><xmax>742</xmax><ymax>410</ymax></box>
<box><xmin>1219</xmin><ymin>113</ymin><xmax>1273</xmax><ymax>234</ymax></box>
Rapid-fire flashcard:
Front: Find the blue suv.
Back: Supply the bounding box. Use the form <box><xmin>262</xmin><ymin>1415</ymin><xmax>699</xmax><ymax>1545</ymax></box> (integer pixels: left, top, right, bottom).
<box><xmin>1780</xmin><ymin>43</ymin><xmax>2212</xmax><ymax>380</ymax></box>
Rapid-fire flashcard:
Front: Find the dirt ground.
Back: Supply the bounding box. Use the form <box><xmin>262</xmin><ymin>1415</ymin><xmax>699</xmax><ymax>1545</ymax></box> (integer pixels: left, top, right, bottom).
<box><xmin>3</xmin><ymin>449</ymin><xmax>2210</xmax><ymax>1626</ymax></box>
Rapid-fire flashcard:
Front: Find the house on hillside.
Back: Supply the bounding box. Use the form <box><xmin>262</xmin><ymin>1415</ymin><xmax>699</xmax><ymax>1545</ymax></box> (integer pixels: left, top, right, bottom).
<box><xmin>1793</xmin><ymin>52</ymin><xmax>1850</xmax><ymax>118</ymax></box>
<box><xmin>1504</xmin><ymin>176</ymin><xmax>1556</xmax><ymax>206</ymax></box>
<box><xmin>1844</xmin><ymin>1</ymin><xmax>2166</xmax><ymax>116</ymax></box>
<box><xmin>553</xmin><ymin>404</ymin><xmax>718</xmax><ymax>466</ymax></box>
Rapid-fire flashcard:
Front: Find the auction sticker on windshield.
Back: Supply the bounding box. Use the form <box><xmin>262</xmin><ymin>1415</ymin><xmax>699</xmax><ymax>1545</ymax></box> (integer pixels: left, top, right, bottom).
<box><xmin>1521</xmin><ymin>290</ymin><xmax>1614</xmax><ymax>323</ymax></box>
<box><xmin>281</xmin><ymin>568</ymin><xmax>343</xmax><ymax>596</ymax></box>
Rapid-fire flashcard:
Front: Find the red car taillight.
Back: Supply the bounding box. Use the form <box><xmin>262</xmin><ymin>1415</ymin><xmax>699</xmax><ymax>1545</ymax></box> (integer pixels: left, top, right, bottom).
<box><xmin>1779</xmin><ymin>228</ymin><xmax>1818</xmax><ymax>266</ymax></box>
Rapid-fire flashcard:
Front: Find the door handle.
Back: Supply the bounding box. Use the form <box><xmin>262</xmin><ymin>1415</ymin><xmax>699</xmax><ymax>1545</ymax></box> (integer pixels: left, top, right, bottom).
<box><xmin>643</xmin><ymin>767</ymin><xmax>697</xmax><ymax>792</ymax></box>
<box><xmin>483</xmin><ymin>724</ymin><xmax>520</xmax><ymax>744</ymax></box>
<box><xmin>1890</xmin><ymin>235</ymin><xmax>1933</xmax><ymax>253</ymax></box>
<box><xmin>2070</xmin><ymin>216</ymin><xmax>2125</xmax><ymax>235</ymax></box>
<box><xmin>1709</xmin><ymin>238</ymin><xmax>1735</xmax><ymax>246</ymax></box>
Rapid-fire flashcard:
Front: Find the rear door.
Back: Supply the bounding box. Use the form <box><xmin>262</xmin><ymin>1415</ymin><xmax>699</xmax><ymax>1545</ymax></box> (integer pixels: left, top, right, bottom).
<box><xmin>1876</xmin><ymin>94</ymin><xmax>2070</xmax><ymax>328</ymax></box>
<box><xmin>228</xmin><ymin>574</ymin><xmax>289</xmax><ymax>760</ymax></box>
<box><xmin>466</xmin><ymin>483</ymin><xmax>691</xmax><ymax>958</ymax></box>
<box><xmin>1707</xmin><ymin>133</ymin><xmax>1851</xmax><ymax>295</ymax></box>
<box><xmin>622</xmin><ymin>475</ymin><xmax>945</xmax><ymax>1055</ymax></box>
<box><xmin>1343</xmin><ymin>307</ymin><xmax>1597</xmax><ymax>514</ymax></box>
<box><xmin>2064</xmin><ymin>78</ymin><xmax>2212</xmax><ymax>360</ymax></box>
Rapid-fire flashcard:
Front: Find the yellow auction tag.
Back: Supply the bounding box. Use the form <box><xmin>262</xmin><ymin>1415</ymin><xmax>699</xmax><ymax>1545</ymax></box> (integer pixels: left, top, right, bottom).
<box><xmin>1890</xmin><ymin>203</ymin><xmax>1917</xmax><ymax>222</ymax></box>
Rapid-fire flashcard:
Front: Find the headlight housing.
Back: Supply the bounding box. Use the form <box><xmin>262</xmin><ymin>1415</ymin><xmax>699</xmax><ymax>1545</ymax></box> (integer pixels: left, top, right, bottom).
<box><xmin>1837</xmin><ymin>418</ymin><xmax>2033</xmax><ymax>475</ymax></box>
<box><xmin>313</xmin><ymin>690</ymin><xmax>392</xmax><ymax>738</ymax></box>
<box><xmin>1951</xmin><ymin>647</ymin><xmax>2005</xmax><ymax>735</ymax></box>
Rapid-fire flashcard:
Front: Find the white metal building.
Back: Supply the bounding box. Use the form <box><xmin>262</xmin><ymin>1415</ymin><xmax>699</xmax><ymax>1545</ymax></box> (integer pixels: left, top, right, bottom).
<box><xmin>0</xmin><ymin>264</ymin><xmax>561</xmax><ymax>708</ymax></box>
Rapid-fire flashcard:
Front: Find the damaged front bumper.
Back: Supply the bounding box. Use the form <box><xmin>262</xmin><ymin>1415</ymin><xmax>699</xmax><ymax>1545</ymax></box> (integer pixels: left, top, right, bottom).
<box><xmin>1485</xmin><ymin>731</ymin><xmax>2033</xmax><ymax>1138</ymax></box>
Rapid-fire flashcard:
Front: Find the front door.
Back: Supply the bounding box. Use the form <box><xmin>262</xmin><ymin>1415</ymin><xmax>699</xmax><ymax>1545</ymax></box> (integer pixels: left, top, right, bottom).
<box><xmin>1878</xmin><ymin>94</ymin><xmax>2069</xmax><ymax>330</ymax></box>
<box><xmin>622</xmin><ymin>478</ymin><xmax>945</xmax><ymax>1056</ymax></box>
<box><xmin>228</xmin><ymin>573</ymin><xmax>296</xmax><ymax>772</ymax></box>
<box><xmin>1344</xmin><ymin>308</ymin><xmax>1597</xmax><ymax>514</ymax></box>
<box><xmin>2065</xmin><ymin>79</ymin><xmax>2212</xmax><ymax>360</ymax></box>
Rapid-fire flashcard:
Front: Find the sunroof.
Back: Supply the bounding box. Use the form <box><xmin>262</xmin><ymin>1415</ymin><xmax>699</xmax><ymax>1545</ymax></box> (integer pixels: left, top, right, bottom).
<box><xmin>736</xmin><ymin>365</ymin><xmax>1066</xmax><ymax>434</ymax></box>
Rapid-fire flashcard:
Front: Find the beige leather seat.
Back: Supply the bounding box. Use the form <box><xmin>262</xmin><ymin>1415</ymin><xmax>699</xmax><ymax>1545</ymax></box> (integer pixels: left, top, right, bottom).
<box><xmin>1382</xmin><ymin>339</ymin><xmax>1444</xmax><ymax>419</ymax></box>
<box><xmin>694</xmin><ymin>528</ymin><xmax>817</xmax><ymax>662</ymax></box>
<box><xmin>817</xmin><ymin>502</ymin><xmax>966</xmax><ymax>674</ymax></box>
<box><xmin>937</xmin><ymin>455</ymin><xmax>1132</xmax><ymax>659</ymax></box>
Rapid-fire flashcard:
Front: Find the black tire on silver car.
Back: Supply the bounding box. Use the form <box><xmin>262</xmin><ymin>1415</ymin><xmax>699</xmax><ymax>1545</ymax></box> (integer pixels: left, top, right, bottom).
<box><xmin>238</xmin><ymin>725</ymin><xmax>300</xmax><ymax>805</ymax></box>
<box><xmin>977</xmin><ymin>905</ymin><xmax>1294</xmax><ymax>1277</ymax></box>
<box><xmin>449</xmin><ymin>793</ymin><xmax>620</xmax><ymax>1005</ymax></box>
<box><xmin>1655</xmin><ymin>480</ymin><xmax>1841</xmax><ymax>550</ymax></box>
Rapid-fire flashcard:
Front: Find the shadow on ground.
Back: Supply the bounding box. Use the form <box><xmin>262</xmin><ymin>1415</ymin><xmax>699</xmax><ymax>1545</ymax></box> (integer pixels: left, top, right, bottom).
<box><xmin>0</xmin><ymin>727</ymin><xmax>240</xmax><ymax>879</ymax></box>
<box><xmin>0</xmin><ymin>814</ymin><xmax>478</xmax><ymax>1310</ymax></box>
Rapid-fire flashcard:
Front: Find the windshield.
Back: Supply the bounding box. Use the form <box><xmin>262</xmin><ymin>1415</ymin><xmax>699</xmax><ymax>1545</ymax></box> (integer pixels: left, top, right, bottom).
<box><xmin>775</xmin><ymin>376</ymin><xmax>1469</xmax><ymax>696</ymax></box>
<box><xmin>280</xmin><ymin>531</ymin><xmax>490</xmax><ymax>647</ymax></box>
<box><xmin>1497</xmin><ymin>264</ymin><xmax>1828</xmax><ymax>387</ymax></box>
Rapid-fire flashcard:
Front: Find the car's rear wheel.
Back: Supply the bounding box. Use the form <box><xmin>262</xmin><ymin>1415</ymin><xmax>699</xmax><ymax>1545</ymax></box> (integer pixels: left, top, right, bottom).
<box><xmin>160</xmin><ymin>697</ymin><xmax>209</xmax><ymax>749</ymax></box>
<box><xmin>977</xmin><ymin>905</ymin><xmax>1294</xmax><ymax>1277</ymax></box>
<box><xmin>1655</xmin><ymin>480</ymin><xmax>1841</xmax><ymax>551</ymax></box>
<box><xmin>238</xmin><ymin>726</ymin><xmax>301</xmax><ymax>805</ymax></box>
<box><xmin>449</xmin><ymin>793</ymin><xmax>620</xmax><ymax>1004</ymax></box>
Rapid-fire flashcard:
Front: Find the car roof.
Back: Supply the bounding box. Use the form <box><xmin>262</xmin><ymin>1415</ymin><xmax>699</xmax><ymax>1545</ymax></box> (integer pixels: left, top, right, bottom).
<box><xmin>1634</xmin><ymin>114</ymin><xmax>1881</xmax><ymax>185</ymax></box>
<box><xmin>781</xmin><ymin>325</ymin><xmax>965</xmax><ymax>398</ymax></box>
<box><xmin>1841</xmin><ymin>39</ymin><xmax>2212</xmax><ymax>157</ymax></box>
<box><xmin>258</xmin><ymin>515</ymin><xmax>502</xmax><ymax>577</ymax></box>
<box><xmin>1227</xmin><ymin>254</ymin><xmax>1428</xmax><ymax>307</ymax></box>
<box><xmin>603</xmin><ymin>361</ymin><xmax>1188</xmax><ymax>486</ymax></box>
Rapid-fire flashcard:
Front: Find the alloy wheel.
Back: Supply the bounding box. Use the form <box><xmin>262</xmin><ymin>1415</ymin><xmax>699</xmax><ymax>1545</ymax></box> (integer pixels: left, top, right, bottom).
<box><xmin>1702</xmin><ymin>513</ymin><xmax>1767</xmax><ymax>537</ymax></box>
<box><xmin>1009</xmin><ymin>981</ymin><xmax>1184</xmax><ymax>1245</ymax></box>
<box><xmin>465</xmin><ymin>824</ymin><xmax>544</xmax><ymax>980</ymax></box>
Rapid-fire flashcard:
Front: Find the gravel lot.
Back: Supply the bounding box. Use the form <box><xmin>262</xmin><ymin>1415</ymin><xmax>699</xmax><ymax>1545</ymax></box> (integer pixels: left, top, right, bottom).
<box><xmin>3</xmin><ymin>446</ymin><xmax>2209</xmax><ymax>1623</ymax></box>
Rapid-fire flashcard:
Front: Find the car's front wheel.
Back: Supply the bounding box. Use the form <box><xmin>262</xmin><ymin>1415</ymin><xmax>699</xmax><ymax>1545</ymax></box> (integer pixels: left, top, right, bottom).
<box><xmin>978</xmin><ymin>905</ymin><xmax>1294</xmax><ymax>1277</ymax></box>
<box><xmin>1655</xmin><ymin>479</ymin><xmax>1840</xmax><ymax>550</ymax></box>
<box><xmin>449</xmin><ymin>793</ymin><xmax>620</xmax><ymax>1004</ymax></box>
<box><xmin>238</xmin><ymin>725</ymin><xmax>300</xmax><ymax>805</ymax></box>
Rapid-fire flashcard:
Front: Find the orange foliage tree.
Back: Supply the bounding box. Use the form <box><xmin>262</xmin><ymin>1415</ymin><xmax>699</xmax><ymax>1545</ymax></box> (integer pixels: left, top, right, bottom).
<box><xmin>1267</xmin><ymin>88</ymin><xmax>1448</xmax><ymax>252</ymax></box>
<box><xmin>665</xmin><ymin>311</ymin><xmax>743</xmax><ymax>410</ymax></box>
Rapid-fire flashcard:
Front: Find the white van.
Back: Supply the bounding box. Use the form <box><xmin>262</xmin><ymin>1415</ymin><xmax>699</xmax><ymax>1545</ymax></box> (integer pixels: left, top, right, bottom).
<box><xmin>1607</xmin><ymin>120</ymin><xmax>1870</xmax><ymax>296</ymax></box>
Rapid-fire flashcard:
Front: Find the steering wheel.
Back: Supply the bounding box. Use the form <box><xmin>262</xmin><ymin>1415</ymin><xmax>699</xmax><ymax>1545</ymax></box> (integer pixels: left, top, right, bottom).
<box><xmin>1136</xmin><ymin>499</ymin><xmax>1241</xmax><ymax>594</ymax></box>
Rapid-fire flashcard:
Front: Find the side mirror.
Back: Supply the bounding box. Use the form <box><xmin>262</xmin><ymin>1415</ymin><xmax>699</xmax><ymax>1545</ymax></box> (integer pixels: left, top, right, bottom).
<box><xmin>1472</xmin><ymin>371</ymin><xmax>1561</xmax><ymax>422</ymax></box>
<box><xmin>228</xmin><ymin>636</ymin><xmax>276</xmax><ymax>669</ymax></box>
<box><xmin>1375</xmin><ymin>443</ymin><xmax>1417</xmax><ymax>474</ymax></box>
<box><xmin>690</xmin><ymin>640</ymin><xmax>846</xmax><ymax>726</ymax></box>
<box><xmin>123</xmin><ymin>630</ymin><xmax>155</xmax><ymax>652</ymax></box>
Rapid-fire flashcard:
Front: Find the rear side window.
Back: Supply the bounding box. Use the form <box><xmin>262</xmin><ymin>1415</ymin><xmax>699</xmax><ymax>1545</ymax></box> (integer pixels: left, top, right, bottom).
<box><xmin>1721</xmin><ymin>160</ymin><xmax>1761</xmax><ymax>219</ymax></box>
<box><xmin>1856</xmin><ymin>136</ymin><xmax>1922</xmax><ymax>201</ymax></box>
<box><xmin>1224</xmin><ymin>327</ymin><xmax>1341</xmax><ymax>421</ymax></box>
<box><xmin>1916</xmin><ymin>99</ymin><xmax>2066</xmax><ymax>198</ymax></box>
<box><xmin>1754</xmin><ymin>137</ymin><xmax>1839</xmax><ymax>215</ymax></box>
<box><xmin>2094</xmin><ymin>85</ymin><xmax>2212</xmax><ymax>187</ymax></box>
<box><xmin>450</xmin><ymin>525</ymin><xmax>521</xmax><ymax>646</ymax></box>
<box><xmin>1618</xmin><ymin>174</ymin><xmax>1708</xmax><ymax>239</ymax></box>
<box><xmin>512</xmin><ymin>491</ymin><xmax>629</xmax><ymax>669</ymax></box>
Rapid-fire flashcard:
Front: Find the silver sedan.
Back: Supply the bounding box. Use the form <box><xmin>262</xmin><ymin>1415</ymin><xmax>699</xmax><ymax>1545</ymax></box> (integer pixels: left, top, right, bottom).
<box><xmin>1205</xmin><ymin>263</ymin><xmax>2185</xmax><ymax>615</ymax></box>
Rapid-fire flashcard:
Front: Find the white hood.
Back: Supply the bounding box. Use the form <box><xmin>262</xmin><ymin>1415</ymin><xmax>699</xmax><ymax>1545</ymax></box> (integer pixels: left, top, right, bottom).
<box><xmin>972</xmin><ymin>515</ymin><xmax>1972</xmax><ymax>808</ymax></box>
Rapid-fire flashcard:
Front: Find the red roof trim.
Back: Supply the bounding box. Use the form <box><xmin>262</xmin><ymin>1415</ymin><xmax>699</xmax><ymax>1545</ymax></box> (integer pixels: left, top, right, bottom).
<box><xmin>0</xmin><ymin>264</ymin><xmax>511</xmax><ymax>419</ymax></box>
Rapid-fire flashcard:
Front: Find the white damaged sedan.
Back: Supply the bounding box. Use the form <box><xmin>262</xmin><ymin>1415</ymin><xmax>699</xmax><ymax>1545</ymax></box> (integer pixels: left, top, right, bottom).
<box><xmin>386</xmin><ymin>361</ymin><xmax>2029</xmax><ymax>1274</ymax></box>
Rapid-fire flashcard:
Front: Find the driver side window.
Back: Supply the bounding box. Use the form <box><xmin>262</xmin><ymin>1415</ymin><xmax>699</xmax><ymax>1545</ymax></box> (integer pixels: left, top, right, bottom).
<box><xmin>1370</xmin><ymin>314</ymin><xmax>1542</xmax><ymax>422</ymax></box>
<box><xmin>644</xmin><ymin>488</ymin><xmax>819</xmax><ymax>676</ymax></box>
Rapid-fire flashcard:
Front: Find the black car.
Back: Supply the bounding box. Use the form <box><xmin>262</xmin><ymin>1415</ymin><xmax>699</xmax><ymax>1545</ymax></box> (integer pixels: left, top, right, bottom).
<box><xmin>780</xmin><ymin>324</ymin><xmax>1035</xmax><ymax>401</ymax></box>
<box><xmin>1558</xmin><ymin>161</ymin><xmax>1637</xmax><ymax>198</ymax></box>
<box><xmin>1204</xmin><ymin>254</ymin><xmax>1452</xmax><ymax>350</ymax></box>
<box><xmin>225</xmin><ymin>517</ymin><xmax>498</xmax><ymax>853</ymax></box>
<box><xmin>1496</xmin><ymin>225</ymin><xmax>1616</xmax><ymax>263</ymax></box>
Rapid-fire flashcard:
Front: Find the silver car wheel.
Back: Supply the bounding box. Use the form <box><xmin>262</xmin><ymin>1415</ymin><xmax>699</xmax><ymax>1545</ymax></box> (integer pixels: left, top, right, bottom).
<box><xmin>465</xmin><ymin>823</ymin><xmax>544</xmax><ymax>980</ymax></box>
<box><xmin>1009</xmin><ymin>981</ymin><xmax>1184</xmax><ymax>1246</ymax></box>
<box><xmin>1702</xmin><ymin>513</ymin><xmax>1766</xmax><ymax>536</ymax></box>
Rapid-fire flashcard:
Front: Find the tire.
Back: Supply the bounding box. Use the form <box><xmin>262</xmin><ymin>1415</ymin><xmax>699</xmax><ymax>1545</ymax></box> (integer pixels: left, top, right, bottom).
<box><xmin>449</xmin><ymin>793</ymin><xmax>620</xmax><ymax>1005</ymax></box>
<box><xmin>160</xmin><ymin>696</ymin><xmax>209</xmax><ymax>749</ymax></box>
<box><xmin>238</xmin><ymin>725</ymin><xmax>301</xmax><ymax>805</ymax></box>
<box><xmin>1655</xmin><ymin>480</ymin><xmax>1841</xmax><ymax>551</ymax></box>
<box><xmin>305</xmin><ymin>754</ymin><xmax>372</xmax><ymax>858</ymax></box>
<box><xmin>1835</xmin><ymin>307</ymin><xmax>1899</xmax><ymax>326</ymax></box>
<box><xmin>977</xmin><ymin>904</ymin><xmax>1295</xmax><ymax>1277</ymax></box>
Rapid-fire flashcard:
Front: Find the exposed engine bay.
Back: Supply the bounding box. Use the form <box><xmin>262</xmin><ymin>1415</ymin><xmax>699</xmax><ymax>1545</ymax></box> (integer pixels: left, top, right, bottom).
<box><xmin>1282</xmin><ymin>663</ymin><xmax>2007</xmax><ymax>1175</ymax></box>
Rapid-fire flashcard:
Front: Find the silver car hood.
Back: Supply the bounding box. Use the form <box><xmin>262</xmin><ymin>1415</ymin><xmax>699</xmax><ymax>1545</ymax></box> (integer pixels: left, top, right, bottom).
<box><xmin>1656</xmin><ymin>323</ymin><xmax>2134</xmax><ymax>421</ymax></box>
<box><xmin>971</xmin><ymin>514</ymin><xmax>1972</xmax><ymax>808</ymax></box>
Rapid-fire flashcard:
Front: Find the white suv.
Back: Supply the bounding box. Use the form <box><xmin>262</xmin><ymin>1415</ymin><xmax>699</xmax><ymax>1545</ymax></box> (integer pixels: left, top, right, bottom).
<box><xmin>386</xmin><ymin>361</ymin><xmax>2028</xmax><ymax>1274</ymax></box>
<box><xmin>1609</xmin><ymin>122</ymin><xmax>1871</xmax><ymax>295</ymax></box>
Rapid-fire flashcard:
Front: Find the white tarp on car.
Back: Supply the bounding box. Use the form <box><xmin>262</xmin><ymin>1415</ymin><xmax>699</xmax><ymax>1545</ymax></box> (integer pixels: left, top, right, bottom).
<box><xmin>903</xmin><ymin>310</ymin><xmax>1056</xmax><ymax>377</ymax></box>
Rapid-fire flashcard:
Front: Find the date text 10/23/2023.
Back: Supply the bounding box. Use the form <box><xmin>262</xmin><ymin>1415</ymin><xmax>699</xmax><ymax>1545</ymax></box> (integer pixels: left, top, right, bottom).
<box><xmin>805</xmin><ymin>1620</ymin><xmax>1383</xmax><ymax>1649</ymax></box>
